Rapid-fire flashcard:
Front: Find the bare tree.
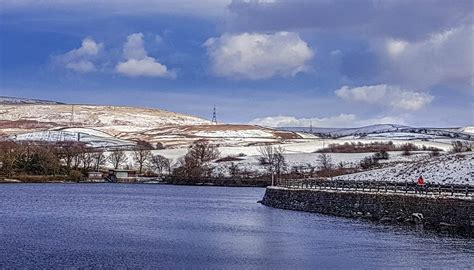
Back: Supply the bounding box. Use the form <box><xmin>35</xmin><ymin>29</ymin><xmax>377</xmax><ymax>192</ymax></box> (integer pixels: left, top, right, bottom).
<box><xmin>318</xmin><ymin>153</ymin><xmax>333</xmax><ymax>171</ymax></box>
<box><xmin>108</xmin><ymin>149</ymin><xmax>127</xmax><ymax>169</ymax></box>
<box><xmin>228</xmin><ymin>162</ymin><xmax>240</xmax><ymax>177</ymax></box>
<box><xmin>0</xmin><ymin>140</ymin><xmax>20</xmax><ymax>177</ymax></box>
<box><xmin>79</xmin><ymin>149</ymin><xmax>95</xmax><ymax>171</ymax></box>
<box><xmin>91</xmin><ymin>150</ymin><xmax>106</xmax><ymax>171</ymax></box>
<box><xmin>133</xmin><ymin>147</ymin><xmax>152</xmax><ymax>174</ymax></box>
<box><xmin>150</xmin><ymin>154</ymin><xmax>171</xmax><ymax>175</ymax></box>
<box><xmin>172</xmin><ymin>140</ymin><xmax>220</xmax><ymax>179</ymax></box>
<box><xmin>56</xmin><ymin>142</ymin><xmax>86</xmax><ymax>171</ymax></box>
<box><xmin>258</xmin><ymin>145</ymin><xmax>286</xmax><ymax>185</ymax></box>
<box><xmin>186</xmin><ymin>139</ymin><xmax>220</xmax><ymax>164</ymax></box>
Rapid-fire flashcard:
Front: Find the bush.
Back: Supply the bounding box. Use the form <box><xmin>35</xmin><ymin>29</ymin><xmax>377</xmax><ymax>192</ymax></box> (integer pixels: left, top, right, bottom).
<box><xmin>360</xmin><ymin>156</ymin><xmax>379</xmax><ymax>169</ymax></box>
<box><xmin>68</xmin><ymin>170</ymin><xmax>82</xmax><ymax>182</ymax></box>
<box><xmin>373</xmin><ymin>150</ymin><xmax>389</xmax><ymax>160</ymax></box>
<box><xmin>400</xmin><ymin>143</ymin><xmax>415</xmax><ymax>156</ymax></box>
<box><xmin>430</xmin><ymin>148</ymin><xmax>441</xmax><ymax>156</ymax></box>
<box><xmin>451</xmin><ymin>141</ymin><xmax>472</xmax><ymax>153</ymax></box>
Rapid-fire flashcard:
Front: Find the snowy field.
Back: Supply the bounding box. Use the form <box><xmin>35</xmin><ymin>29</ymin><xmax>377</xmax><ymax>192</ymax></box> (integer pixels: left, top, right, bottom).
<box><xmin>334</xmin><ymin>152</ymin><xmax>473</xmax><ymax>185</ymax></box>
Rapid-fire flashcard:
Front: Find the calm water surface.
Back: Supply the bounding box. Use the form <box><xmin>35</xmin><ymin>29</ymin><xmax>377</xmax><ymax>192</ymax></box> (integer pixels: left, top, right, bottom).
<box><xmin>0</xmin><ymin>184</ymin><xmax>472</xmax><ymax>269</ymax></box>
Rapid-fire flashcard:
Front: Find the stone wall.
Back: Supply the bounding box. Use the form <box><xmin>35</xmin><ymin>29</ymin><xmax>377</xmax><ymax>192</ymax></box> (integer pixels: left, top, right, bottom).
<box><xmin>261</xmin><ymin>187</ymin><xmax>474</xmax><ymax>236</ymax></box>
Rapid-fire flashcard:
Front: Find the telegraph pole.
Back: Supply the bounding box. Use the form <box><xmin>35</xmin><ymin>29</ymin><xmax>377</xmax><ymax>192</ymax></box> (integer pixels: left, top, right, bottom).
<box><xmin>70</xmin><ymin>105</ymin><xmax>75</xmax><ymax>127</ymax></box>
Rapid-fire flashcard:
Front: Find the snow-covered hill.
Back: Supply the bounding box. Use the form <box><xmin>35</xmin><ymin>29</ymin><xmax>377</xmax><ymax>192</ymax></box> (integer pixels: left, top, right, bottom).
<box><xmin>0</xmin><ymin>103</ymin><xmax>210</xmax><ymax>135</ymax></box>
<box><xmin>460</xmin><ymin>126</ymin><xmax>474</xmax><ymax>134</ymax></box>
<box><xmin>280</xmin><ymin>124</ymin><xmax>473</xmax><ymax>141</ymax></box>
<box><xmin>13</xmin><ymin>128</ymin><xmax>135</xmax><ymax>148</ymax></box>
<box><xmin>0</xmin><ymin>96</ymin><xmax>64</xmax><ymax>105</ymax></box>
<box><xmin>334</xmin><ymin>152</ymin><xmax>474</xmax><ymax>185</ymax></box>
<box><xmin>0</xmin><ymin>100</ymin><xmax>302</xmax><ymax>148</ymax></box>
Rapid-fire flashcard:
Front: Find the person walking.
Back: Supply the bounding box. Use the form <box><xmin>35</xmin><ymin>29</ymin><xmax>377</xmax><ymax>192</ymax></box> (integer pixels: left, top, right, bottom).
<box><xmin>417</xmin><ymin>175</ymin><xmax>426</xmax><ymax>194</ymax></box>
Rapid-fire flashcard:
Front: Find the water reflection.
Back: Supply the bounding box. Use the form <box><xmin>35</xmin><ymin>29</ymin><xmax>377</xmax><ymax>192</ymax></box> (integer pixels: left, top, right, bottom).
<box><xmin>0</xmin><ymin>184</ymin><xmax>472</xmax><ymax>269</ymax></box>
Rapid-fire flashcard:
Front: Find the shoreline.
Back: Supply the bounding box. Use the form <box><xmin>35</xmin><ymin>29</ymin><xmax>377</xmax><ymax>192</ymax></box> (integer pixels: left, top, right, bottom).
<box><xmin>261</xmin><ymin>186</ymin><xmax>474</xmax><ymax>237</ymax></box>
<box><xmin>0</xmin><ymin>179</ymin><xmax>269</xmax><ymax>188</ymax></box>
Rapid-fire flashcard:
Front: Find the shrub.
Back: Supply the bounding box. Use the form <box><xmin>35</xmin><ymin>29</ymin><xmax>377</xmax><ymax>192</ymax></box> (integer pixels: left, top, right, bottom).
<box><xmin>68</xmin><ymin>170</ymin><xmax>82</xmax><ymax>182</ymax></box>
<box><xmin>430</xmin><ymin>148</ymin><xmax>441</xmax><ymax>156</ymax></box>
<box><xmin>360</xmin><ymin>156</ymin><xmax>379</xmax><ymax>169</ymax></box>
<box><xmin>373</xmin><ymin>150</ymin><xmax>389</xmax><ymax>160</ymax></box>
<box><xmin>451</xmin><ymin>141</ymin><xmax>472</xmax><ymax>153</ymax></box>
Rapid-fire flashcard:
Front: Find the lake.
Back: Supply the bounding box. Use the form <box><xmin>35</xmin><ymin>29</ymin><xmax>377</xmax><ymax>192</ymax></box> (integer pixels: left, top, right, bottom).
<box><xmin>0</xmin><ymin>184</ymin><xmax>472</xmax><ymax>269</ymax></box>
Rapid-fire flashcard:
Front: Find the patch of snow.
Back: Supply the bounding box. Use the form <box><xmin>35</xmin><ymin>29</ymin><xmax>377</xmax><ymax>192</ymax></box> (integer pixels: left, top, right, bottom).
<box><xmin>334</xmin><ymin>152</ymin><xmax>474</xmax><ymax>185</ymax></box>
<box><xmin>460</xmin><ymin>126</ymin><xmax>474</xmax><ymax>134</ymax></box>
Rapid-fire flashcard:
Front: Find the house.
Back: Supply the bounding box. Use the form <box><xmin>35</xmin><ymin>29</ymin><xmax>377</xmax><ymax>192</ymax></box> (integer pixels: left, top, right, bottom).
<box><xmin>107</xmin><ymin>169</ymin><xmax>138</xmax><ymax>183</ymax></box>
<box><xmin>87</xmin><ymin>171</ymin><xmax>103</xmax><ymax>180</ymax></box>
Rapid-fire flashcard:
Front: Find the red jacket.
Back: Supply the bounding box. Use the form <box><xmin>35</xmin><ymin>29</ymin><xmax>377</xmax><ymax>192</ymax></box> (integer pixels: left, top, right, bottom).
<box><xmin>417</xmin><ymin>177</ymin><xmax>425</xmax><ymax>186</ymax></box>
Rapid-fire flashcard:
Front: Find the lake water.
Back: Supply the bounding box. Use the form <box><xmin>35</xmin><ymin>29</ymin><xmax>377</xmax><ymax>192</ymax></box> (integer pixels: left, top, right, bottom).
<box><xmin>0</xmin><ymin>184</ymin><xmax>472</xmax><ymax>269</ymax></box>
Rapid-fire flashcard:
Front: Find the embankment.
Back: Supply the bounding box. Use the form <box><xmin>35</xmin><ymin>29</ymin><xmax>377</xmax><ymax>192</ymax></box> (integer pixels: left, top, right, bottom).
<box><xmin>261</xmin><ymin>187</ymin><xmax>474</xmax><ymax>236</ymax></box>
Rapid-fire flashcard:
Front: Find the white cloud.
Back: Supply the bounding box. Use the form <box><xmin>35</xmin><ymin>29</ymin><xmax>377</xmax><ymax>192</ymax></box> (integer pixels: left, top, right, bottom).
<box><xmin>381</xmin><ymin>25</ymin><xmax>473</xmax><ymax>89</ymax></box>
<box><xmin>55</xmin><ymin>37</ymin><xmax>102</xmax><ymax>73</ymax></box>
<box><xmin>335</xmin><ymin>84</ymin><xmax>433</xmax><ymax>111</ymax></box>
<box><xmin>249</xmin><ymin>114</ymin><xmax>406</xmax><ymax>128</ymax></box>
<box><xmin>204</xmin><ymin>31</ymin><xmax>314</xmax><ymax>79</ymax></box>
<box><xmin>116</xmin><ymin>33</ymin><xmax>175</xmax><ymax>78</ymax></box>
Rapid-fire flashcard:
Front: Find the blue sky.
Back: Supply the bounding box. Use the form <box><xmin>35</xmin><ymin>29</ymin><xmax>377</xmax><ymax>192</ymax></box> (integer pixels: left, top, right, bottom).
<box><xmin>0</xmin><ymin>0</ymin><xmax>472</xmax><ymax>127</ymax></box>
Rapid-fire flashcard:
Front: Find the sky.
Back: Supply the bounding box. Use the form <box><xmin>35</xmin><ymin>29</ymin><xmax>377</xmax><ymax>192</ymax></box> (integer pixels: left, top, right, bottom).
<box><xmin>0</xmin><ymin>0</ymin><xmax>473</xmax><ymax>128</ymax></box>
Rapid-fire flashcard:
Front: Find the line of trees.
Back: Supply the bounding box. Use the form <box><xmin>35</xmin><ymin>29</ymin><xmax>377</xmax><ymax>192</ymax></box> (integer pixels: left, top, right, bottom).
<box><xmin>0</xmin><ymin>140</ymin><xmax>173</xmax><ymax>180</ymax></box>
<box><xmin>0</xmin><ymin>141</ymin><xmax>106</xmax><ymax>179</ymax></box>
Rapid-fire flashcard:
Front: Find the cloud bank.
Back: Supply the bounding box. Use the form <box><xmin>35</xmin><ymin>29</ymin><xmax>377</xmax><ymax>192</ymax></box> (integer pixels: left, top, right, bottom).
<box><xmin>249</xmin><ymin>114</ymin><xmax>406</xmax><ymax>128</ymax></box>
<box><xmin>335</xmin><ymin>84</ymin><xmax>433</xmax><ymax>111</ymax></box>
<box><xmin>228</xmin><ymin>0</ymin><xmax>472</xmax><ymax>40</ymax></box>
<box><xmin>204</xmin><ymin>31</ymin><xmax>313</xmax><ymax>79</ymax></box>
<box><xmin>380</xmin><ymin>25</ymin><xmax>473</xmax><ymax>90</ymax></box>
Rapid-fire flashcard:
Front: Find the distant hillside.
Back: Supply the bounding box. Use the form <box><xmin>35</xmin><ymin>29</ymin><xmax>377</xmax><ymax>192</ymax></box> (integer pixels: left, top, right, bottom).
<box><xmin>0</xmin><ymin>103</ymin><xmax>211</xmax><ymax>135</ymax></box>
<box><xmin>0</xmin><ymin>100</ymin><xmax>301</xmax><ymax>148</ymax></box>
<box><xmin>279</xmin><ymin>124</ymin><xmax>474</xmax><ymax>141</ymax></box>
<box><xmin>0</xmin><ymin>96</ymin><xmax>64</xmax><ymax>105</ymax></box>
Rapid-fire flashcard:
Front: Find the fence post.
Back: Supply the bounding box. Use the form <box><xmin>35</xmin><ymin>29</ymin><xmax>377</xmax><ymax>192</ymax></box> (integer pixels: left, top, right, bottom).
<box><xmin>385</xmin><ymin>182</ymin><xmax>388</xmax><ymax>193</ymax></box>
<box><xmin>466</xmin><ymin>186</ymin><xmax>469</xmax><ymax>197</ymax></box>
<box><xmin>451</xmin><ymin>185</ymin><xmax>454</xmax><ymax>196</ymax></box>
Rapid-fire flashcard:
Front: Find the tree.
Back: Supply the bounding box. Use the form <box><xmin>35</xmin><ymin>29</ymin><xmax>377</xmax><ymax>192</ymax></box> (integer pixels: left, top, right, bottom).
<box><xmin>228</xmin><ymin>162</ymin><xmax>240</xmax><ymax>177</ymax></box>
<box><xmin>150</xmin><ymin>154</ymin><xmax>171</xmax><ymax>175</ymax></box>
<box><xmin>186</xmin><ymin>139</ymin><xmax>220</xmax><ymax>165</ymax></box>
<box><xmin>258</xmin><ymin>145</ymin><xmax>286</xmax><ymax>185</ymax></box>
<box><xmin>91</xmin><ymin>150</ymin><xmax>106</xmax><ymax>171</ymax></box>
<box><xmin>0</xmin><ymin>140</ymin><xmax>20</xmax><ymax>177</ymax></box>
<box><xmin>318</xmin><ymin>153</ymin><xmax>333</xmax><ymax>171</ymax></box>
<box><xmin>55</xmin><ymin>142</ymin><xmax>85</xmax><ymax>171</ymax></box>
<box><xmin>15</xmin><ymin>142</ymin><xmax>61</xmax><ymax>175</ymax></box>
<box><xmin>108</xmin><ymin>149</ymin><xmax>127</xmax><ymax>169</ymax></box>
<box><xmin>133</xmin><ymin>146</ymin><xmax>152</xmax><ymax>174</ymax></box>
<box><xmin>79</xmin><ymin>148</ymin><xmax>95</xmax><ymax>171</ymax></box>
<box><xmin>171</xmin><ymin>140</ymin><xmax>220</xmax><ymax>179</ymax></box>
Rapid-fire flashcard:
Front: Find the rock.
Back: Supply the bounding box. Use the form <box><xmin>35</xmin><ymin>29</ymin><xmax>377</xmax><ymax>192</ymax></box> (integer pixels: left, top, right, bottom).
<box><xmin>380</xmin><ymin>217</ymin><xmax>393</xmax><ymax>223</ymax></box>
<box><xmin>411</xmin><ymin>213</ymin><xmax>424</xmax><ymax>223</ymax></box>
